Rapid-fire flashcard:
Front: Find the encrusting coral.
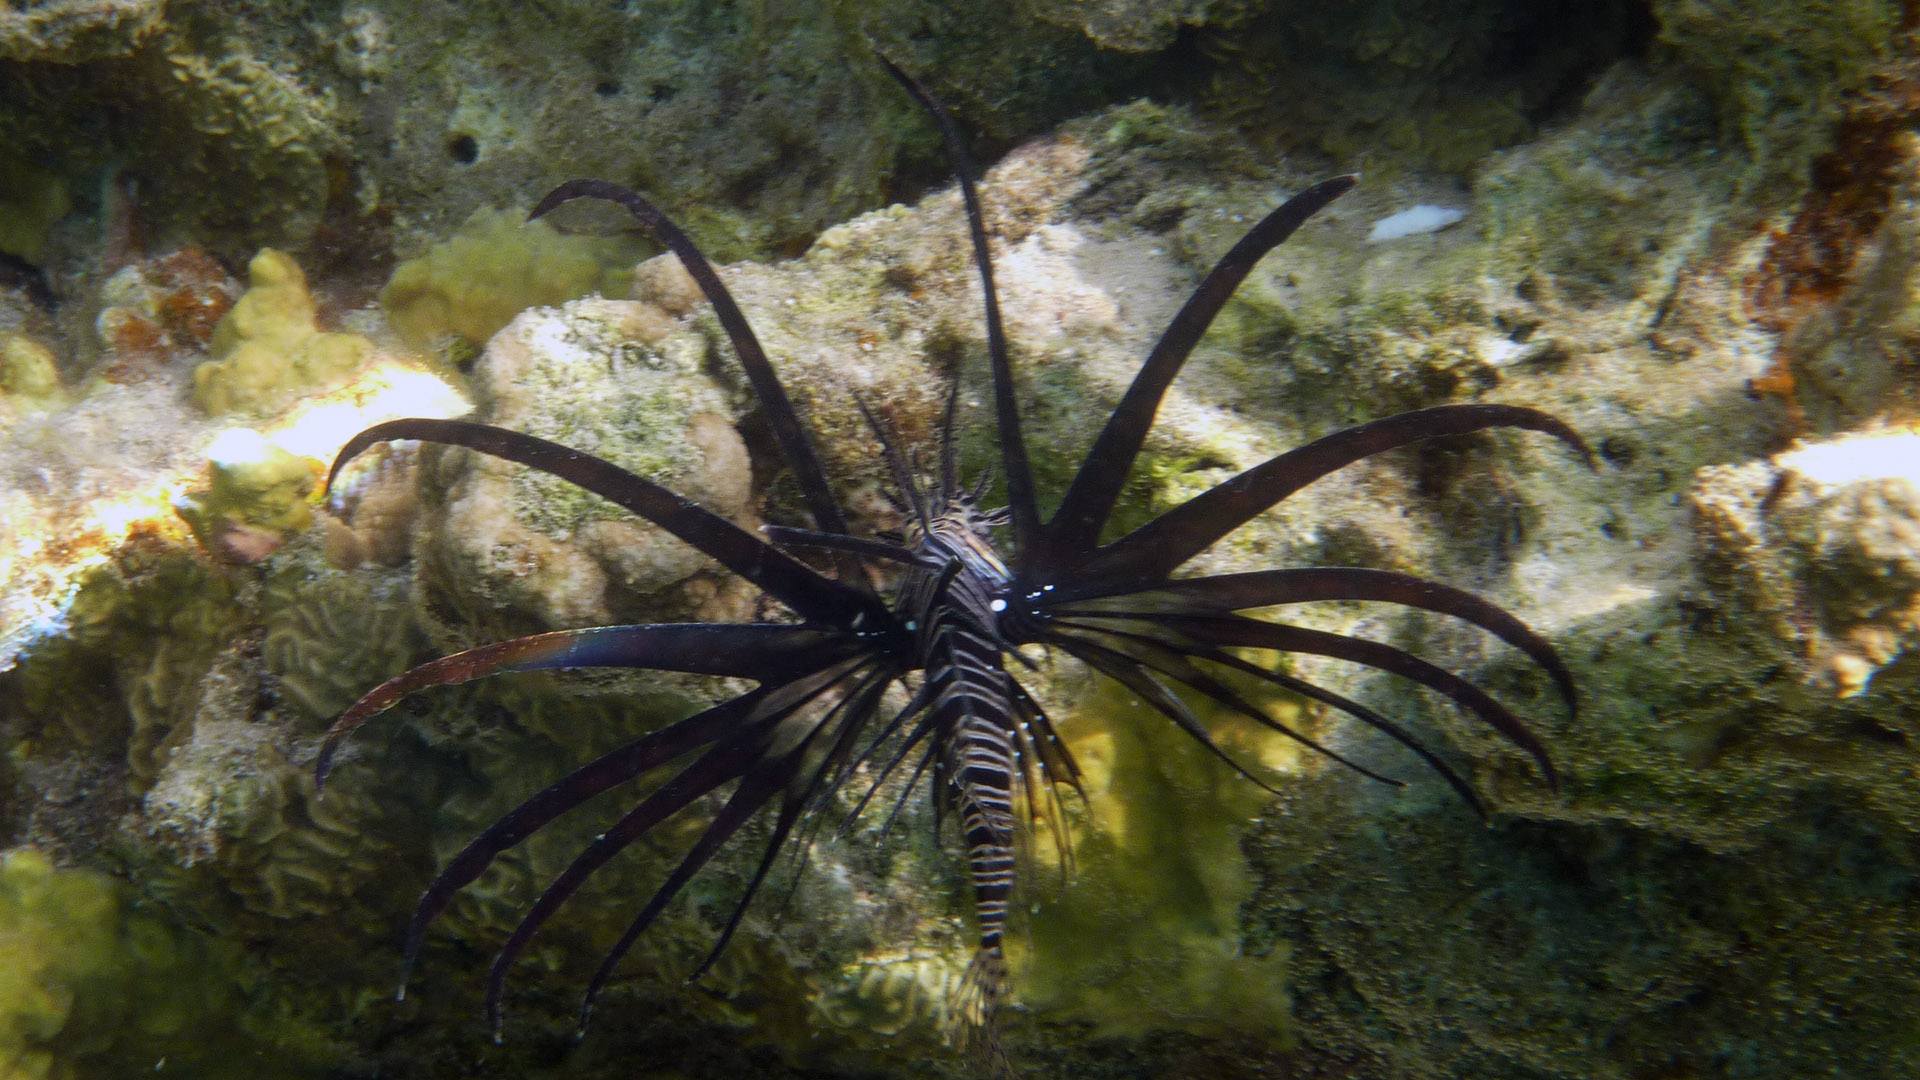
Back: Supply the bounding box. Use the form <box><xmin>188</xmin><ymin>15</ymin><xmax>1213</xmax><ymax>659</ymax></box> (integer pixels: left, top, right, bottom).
<box><xmin>192</xmin><ymin>248</ymin><xmax>373</xmax><ymax>416</ymax></box>
<box><xmin>379</xmin><ymin>207</ymin><xmax>639</xmax><ymax>355</ymax></box>
<box><xmin>0</xmin><ymin>847</ymin><xmax>328</xmax><ymax>1080</ymax></box>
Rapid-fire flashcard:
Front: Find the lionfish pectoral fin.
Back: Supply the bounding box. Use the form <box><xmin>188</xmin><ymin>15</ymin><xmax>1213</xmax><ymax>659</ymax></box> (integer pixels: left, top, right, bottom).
<box><xmin>1079</xmin><ymin>403</ymin><xmax>1593</xmax><ymax>589</ymax></box>
<box><xmin>395</xmin><ymin>685</ymin><xmax>792</xmax><ymax>998</ymax></box>
<box><xmin>326</xmin><ymin>419</ymin><xmax>881</xmax><ymax>625</ymax></box>
<box><xmin>1165</xmin><ymin>613</ymin><xmax>1558</xmax><ymax>790</ymax></box>
<box><xmin>529</xmin><ymin>179</ymin><xmax>850</xmax><ymax>541</ymax></box>
<box><xmin>1035</xmin><ymin>174</ymin><xmax>1358</xmax><ymax>569</ymax></box>
<box><xmin>1076</xmin><ymin>567</ymin><xmax>1579</xmax><ymax>721</ymax></box>
<box><xmin>315</xmin><ymin>623</ymin><xmax>854</xmax><ymax>788</ymax></box>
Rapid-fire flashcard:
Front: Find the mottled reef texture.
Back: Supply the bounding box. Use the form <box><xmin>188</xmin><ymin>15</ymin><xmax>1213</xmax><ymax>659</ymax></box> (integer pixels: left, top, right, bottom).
<box><xmin>3</xmin><ymin>2</ymin><xmax>1920</xmax><ymax>1079</ymax></box>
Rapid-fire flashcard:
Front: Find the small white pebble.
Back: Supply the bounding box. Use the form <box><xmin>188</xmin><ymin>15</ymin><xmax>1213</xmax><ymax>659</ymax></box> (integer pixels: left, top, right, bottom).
<box><xmin>1366</xmin><ymin>205</ymin><xmax>1465</xmax><ymax>243</ymax></box>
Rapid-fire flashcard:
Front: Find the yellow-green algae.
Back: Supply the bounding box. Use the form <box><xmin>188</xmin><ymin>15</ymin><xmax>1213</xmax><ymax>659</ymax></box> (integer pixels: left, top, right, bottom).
<box><xmin>0</xmin><ymin>335</ymin><xmax>62</xmax><ymax>408</ymax></box>
<box><xmin>0</xmin><ymin>848</ymin><xmax>327</xmax><ymax>1080</ymax></box>
<box><xmin>1011</xmin><ymin>673</ymin><xmax>1297</xmax><ymax>1043</ymax></box>
<box><xmin>379</xmin><ymin>207</ymin><xmax>639</xmax><ymax>354</ymax></box>
<box><xmin>192</xmin><ymin>249</ymin><xmax>372</xmax><ymax>417</ymax></box>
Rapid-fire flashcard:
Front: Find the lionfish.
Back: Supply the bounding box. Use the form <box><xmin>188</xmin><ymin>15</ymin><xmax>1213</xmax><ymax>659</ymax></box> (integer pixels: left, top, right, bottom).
<box><xmin>316</xmin><ymin>58</ymin><xmax>1588</xmax><ymax>1067</ymax></box>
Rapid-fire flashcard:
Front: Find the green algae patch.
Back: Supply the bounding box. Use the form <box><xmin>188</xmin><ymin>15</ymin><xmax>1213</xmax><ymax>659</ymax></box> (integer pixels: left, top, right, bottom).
<box><xmin>1012</xmin><ymin>676</ymin><xmax>1298</xmax><ymax>1044</ymax></box>
<box><xmin>380</xmin><ymin>207</ymin><xmax>640</xmax><ymax>354</ymax></box>
<box><xmin>192</xmin><ymin>249</ymin><xmax>373</xmax><ymax>417</ymax></box>
<box><xmin>0</xmin><ymin>848</ymin><xmax>329</xmax><ymax>1080</ymax></box>
<box><xmin>1654</xmin><ymin>0</ymin><xmax>1904</xmax><ymax>182</ymax></box>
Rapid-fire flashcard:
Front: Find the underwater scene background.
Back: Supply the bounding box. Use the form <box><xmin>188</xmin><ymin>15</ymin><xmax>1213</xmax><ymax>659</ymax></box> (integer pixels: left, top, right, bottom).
<box><xmin>2</xmin><ymin>1</ymin><xmax>1918</xmax><ymax>1077</ymax></box>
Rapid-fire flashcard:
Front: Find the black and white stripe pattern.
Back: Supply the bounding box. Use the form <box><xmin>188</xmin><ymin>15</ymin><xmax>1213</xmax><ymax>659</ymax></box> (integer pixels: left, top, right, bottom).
<box><xmin>899</xmin><ymin>502</ymin><xmax>1021</xmax><ymax>1007</ymax></box>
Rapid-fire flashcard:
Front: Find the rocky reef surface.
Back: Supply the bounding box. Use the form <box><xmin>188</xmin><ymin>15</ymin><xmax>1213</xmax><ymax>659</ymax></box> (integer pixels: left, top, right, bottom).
<box><xmin>3</xmin><ymin>1</ymin><xmax>1919</xmax><ymax>1078</ymax></box>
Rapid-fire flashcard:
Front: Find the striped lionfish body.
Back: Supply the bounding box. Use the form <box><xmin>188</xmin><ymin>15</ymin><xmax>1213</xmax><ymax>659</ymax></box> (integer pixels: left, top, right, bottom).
<box><xmin>313</xmin><ymin>56</ymin><xmax>1592</xmax><ymax>1070</ymax></box>
<box><xmin>904</xmin><ymin>496</ymin><xmax>1023</xmax><ymax>1025</ymax></box>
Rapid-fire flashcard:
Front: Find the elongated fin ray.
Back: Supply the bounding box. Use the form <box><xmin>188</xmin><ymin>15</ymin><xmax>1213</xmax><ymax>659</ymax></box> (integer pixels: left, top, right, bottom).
<box><xmin>1037</xmin><ymin>175</ymin><xmax>1358</xmax><ymax>567</ymax></box>
<box><xmin>484</xmin><ymin>734</ymin><xmax>765</xmax><ymax>1039</ymax></box>
<box><xmin>1045</xmin><ymin>631</ymin><xmax>1285</xmax><ymax>796</ymax></box>
<box><xmin>764</xmin><ymin>525</ymin><xmax>938</xmax><ymax>569</ymax></box>
<box><xmin>1156</xmin><ymin>613</ymin><xmax>1557</xmax><ymax>789</ymax></box>
<box><xmin>686</xmin><ymin>672</ymin><xmax>897</xmax><ymax>986</ymax></box>
<box><xmin>316</xmin><ymin>623</ymin><xmax>857</xmax><ymax>786</ymax></box>
<box><xmin>1052</xmin><ymin>614</ymin><xmax>1487</xmax><ymax>815</ymax></box>
<box><xmin>1056</xmin><ymin>566</ymin><xmax>1577</xmax><ymax>720</ymax></box>
<box><xmin>328</xmin><ymin>419</ymin><xmax>884</xmax><ymax>627</ymax></box>
<box><xmin>576</xmin><ymin>667</ymin><xmax>890</xmax><ymax>1028</ymax></box>
<box><xmin>878</xmin><ymin>53</ymin><xmax>1038</xmax><ymax>549</ymax></box>
<box><xmin>1046</xmin><ymin>620</ymin><xmax>1402</xmax><ymax>789</ymax></box>
<box><xmin>483</xmin><ymin>658</ymin><xmax>869</xmax><ymax>1037</ymax></box>
<box><xmin>530</xmin><ymin>179</ymin><xmax>850</xmax><ymax>540</ymax></box>
<box><xmin>1075</xmin><ymin>404</ymin><xmax>1593</xmax><ymax>591</ymax></box>
<box><xmin>832</xmin><ymin>678</ymin><xmax>942</xmax><ymax>832</ymax></box>
<box><xmin>395</xmin><ymin>658</ymin><xmax>861</xmax><ymax>998</ymax></box>
<box><xmin>397</xmin><ymin>688</ymin><xmax>770</xmax><ymax>997</ymax></box>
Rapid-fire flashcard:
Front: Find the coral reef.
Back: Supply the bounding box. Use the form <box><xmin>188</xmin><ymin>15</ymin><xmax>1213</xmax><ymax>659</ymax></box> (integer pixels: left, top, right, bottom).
<box><xmin>10</xmin><ymin>545</ymin><xmax>244</xmax><ymax>796</ymax></box>
<box><xmin>1654</xmin><ymin>0</ymin><xmax>1907</xmax><ymax>183</ymax></box>
<box><xmin>260</xmin><ymin>561</ymin><xmax>421</xmax><ymax>721</ymax></box>
<box><xmin>0</xmin><ymin>13</ymin><xmax>337</xmax><ymax>257</ymax></box>
<box><xmin>0</xmin><ymin>846</ymin><xmax>328</xmax><ymax>1080</ymax></box>
<box><xmin>2</xmin><ymin>5</ymin><xmax>1919</xmax><ymax>1079</ymax></box>
<box><xmin>1694</xmin><ymin>429</ymin><xmax>1920</xmax><ymax>699</ymax></box>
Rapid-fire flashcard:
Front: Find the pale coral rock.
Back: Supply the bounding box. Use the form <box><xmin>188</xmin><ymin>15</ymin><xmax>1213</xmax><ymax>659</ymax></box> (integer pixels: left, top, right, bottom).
<box><xmin>419</xmin><ymin>297</ymin><xmax>753</xmax><ymax>631</ymax></box>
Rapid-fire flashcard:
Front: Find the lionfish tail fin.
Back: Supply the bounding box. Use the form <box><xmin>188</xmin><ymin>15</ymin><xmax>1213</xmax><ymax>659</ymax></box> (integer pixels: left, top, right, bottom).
<box><xmin>947</xmin><ymin>947</ymin><xmax>1011</xmax><ymax>1060</ymax></box>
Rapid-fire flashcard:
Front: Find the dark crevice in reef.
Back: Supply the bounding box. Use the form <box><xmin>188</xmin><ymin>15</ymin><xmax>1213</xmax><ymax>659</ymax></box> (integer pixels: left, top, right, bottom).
<box><xmin>1136</xmin><ymin>0</ymin><xmax>1662</xmax><ymax>172</ymax></box>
